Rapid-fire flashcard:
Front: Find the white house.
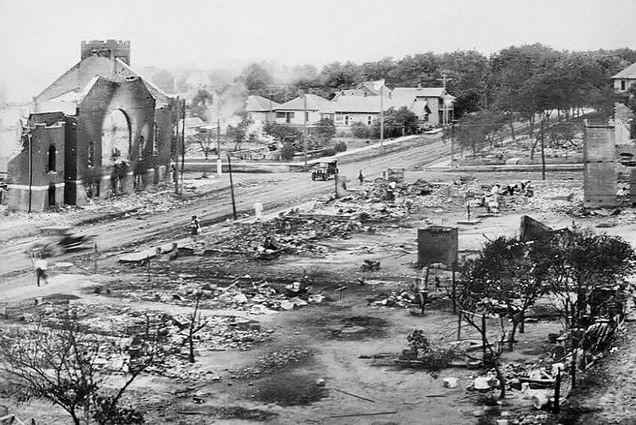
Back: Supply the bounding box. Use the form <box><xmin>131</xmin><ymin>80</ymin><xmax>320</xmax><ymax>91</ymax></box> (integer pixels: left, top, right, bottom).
<box><xmin>274</xmin><ymin>94</ymin><xmax>331</xmax><ymax>126</ymax></box>
<box><xmin>245</xmin><ymin>95</ymin><xmax>280</xmax><ymax>124</ymax></box>
<box><xmin>612</xmin><ymin>62</ymin><xmax>636</xmax><ymax>93</ymax></box>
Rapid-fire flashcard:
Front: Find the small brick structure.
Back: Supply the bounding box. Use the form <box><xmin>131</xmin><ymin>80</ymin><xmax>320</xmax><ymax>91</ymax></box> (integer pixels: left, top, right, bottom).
<box><xmin>417</xmin><ymin>226</ymin><xmax>458</xmax><ymax>268</ymax></box>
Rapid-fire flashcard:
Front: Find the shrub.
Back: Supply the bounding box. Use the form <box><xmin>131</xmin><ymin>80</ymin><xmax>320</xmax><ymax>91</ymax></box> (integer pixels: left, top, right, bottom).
<box><xmin>321</xmin><ymin>148</ymin><xmax>336</xmax><ymax>157</ymax></box>
<box><xmin>280</xmin><ymin>141</ymin><xmax>297</xmax><ymax>161</ymax></box>
<box><xmin>333</xmin><ymin>141</ymin><xmax>347</xmax><ymax>152</ymax></box>
<box><xmin>351</xmin><ymin>122</ymin><xmax>370</xmax><ymax>138</ymax></box>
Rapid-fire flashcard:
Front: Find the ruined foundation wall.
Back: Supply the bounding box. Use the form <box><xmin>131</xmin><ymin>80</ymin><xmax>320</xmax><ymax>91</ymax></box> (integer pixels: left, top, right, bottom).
<box><xmin>584</xmin><ymin>125</ymin><xmax>617</xmax><ymax>208</ymax></box>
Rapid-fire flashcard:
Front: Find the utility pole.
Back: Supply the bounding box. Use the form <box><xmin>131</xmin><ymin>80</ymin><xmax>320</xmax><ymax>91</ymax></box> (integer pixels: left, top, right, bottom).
<box><xmin>450</xmin><ymin>122</ymin><xmax>455</xmax><ymax>167</ymax></box>
<box><xmin>437</xmin><ymin>71</ymin><xmax>451</xmax><ymax>127</ymax></box>
<box><xmin>268</xmin><ymin>87</ymin><xmax>273</xmax><ymax>125</ymax></box>
<box><xmin>380</xmin><ymin>87</ymin><xmax>384</xmax><ymax>147</ymax></box>
<box><xmin>180</xmin><ymin>99</ymin><xmax>186</xmax><ymax>194</ymax></box>
<box><xmin>540</xmin><ymin>120</ymin><xmax>546</xmax><ymax>180</ymax></box>
<box><xmin>303</xmin><ymin>91</ymin><xmax>308</xmax><ymax>167</ymax></box>
<box><xmin>27</xmin><ymin>130</ymin><xmax>33</xmax><ymax>213</ymax></box>
<box><xmin>227</xmin><ymin>154</ymin><xmax>237</xmax><ymax>220</ymax></box>
<box><xmin>216</xmin><ymin>119</ymin><xmax>221</xmax><ymax>157</ymax></box>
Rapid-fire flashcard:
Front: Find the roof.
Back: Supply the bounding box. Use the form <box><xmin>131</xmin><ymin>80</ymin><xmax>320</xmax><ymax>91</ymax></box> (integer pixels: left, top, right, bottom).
<box><xmin>276</xmin><ymin>94</ymin><xmax>331</xmax><ymax>111</ymax></box>
<box><xmin>246</xmin><ymin>95</ymin><xmax>280</xmax><ymax>112</ymax></box>
<box><xmin>185</xmin><ymin>116</ymin><xmax>206</xmax><ymax>128</ymax></box>
<box><xmin>612</xmin><ymin>62</ymin><xmax>636</xmax><ymax>79</ymax></box>
<box><xmin>391</xmin><ymin>87</ymin><xmax>447</xmax><ymax>98</ymax></box>
<box><xmin>34</xmin><ymin>56</ymin><xmax>173</xmax><ymax>108</ymax></box>
<box><xmin>329</xmin><ymin>96</ymin><xmax>383</xmax><ymax>113</ymax></box>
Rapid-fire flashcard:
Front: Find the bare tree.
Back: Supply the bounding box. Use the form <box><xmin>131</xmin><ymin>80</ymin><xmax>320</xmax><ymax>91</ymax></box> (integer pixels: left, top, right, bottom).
<box><xmin>0</xmin><ymin>309</ymin><xmax>174</xmax><ymax>425</ymax></box>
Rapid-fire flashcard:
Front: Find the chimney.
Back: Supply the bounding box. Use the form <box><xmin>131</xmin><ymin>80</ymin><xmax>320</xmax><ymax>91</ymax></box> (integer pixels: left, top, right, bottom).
<box><xmin>81</xmin><ymin>39</ymin><xmax>131</xmax><ymax>65</ymax></box>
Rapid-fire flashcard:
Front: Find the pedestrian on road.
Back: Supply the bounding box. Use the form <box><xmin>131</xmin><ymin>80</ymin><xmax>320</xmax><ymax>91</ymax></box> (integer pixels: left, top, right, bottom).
<box><xmin>190</xmin><ymin>215</ymin><xmax>201</xmax><ymax>242</ymax></box>
<box><xmin>34</xmin><ymin>258</ymin><xmax>48</xmax><ymax>287</ymax></box>
<box><xmin>358</xmin><ymin>170</ymin><xmax>364</xmax><ymax>185</ymax></box>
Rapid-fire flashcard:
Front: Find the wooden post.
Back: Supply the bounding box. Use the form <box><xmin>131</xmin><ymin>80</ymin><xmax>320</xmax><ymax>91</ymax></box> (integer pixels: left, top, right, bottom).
<box><xmin>571</xmin><ymin>348</ymin><xmax>577</xmax><ymax>389</ymax></box>
<box><xmin>553</xmin><ymin>368</ymin><xmax>561</xmax><ymax>413</ymax></box>
<box><xmin>540</xmin><ymin>120</ymin><xmax>546</xmax><ymax>181</ymax></box>
<box><xmin>424</xmin><ymin>265</ymin><xmax>430</xmax><ymax>291</ymax></box>
<box><xmin>180</xmin><ymin>99</ymin><xmax>186</xmax><ymax>194</ymax></box>
<box><xmin>481</xmin><ymin>314</ymin><xmax>487</xmax><ymax>361</ymax></box>
<box><xmin>456</xmin><ymin>310</ymin><xmax>462</xmax><ymax>341</ymax></box>
<box><xmin>451</xmin><ymin>269</ymin><xmax>456</xmax><ymax>314</ymax></box>
<box><xmin>227</xmin><ymin>154</ymin><xmax>237</xmax><ymax>220</ymax></box>
<box><xmin>93</xmin><ymin>243</ymin><xmax>98</xmax><ymax>274</ymax></box>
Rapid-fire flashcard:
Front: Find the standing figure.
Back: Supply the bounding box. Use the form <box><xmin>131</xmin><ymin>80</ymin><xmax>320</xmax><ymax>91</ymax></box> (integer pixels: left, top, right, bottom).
<box><xmin>358</xmin><ymin>170</ymin><xmax>364</xmax><ymax>185</ymax></box>
<box><xmin>34</xmin><ymin>258</ymin><xmax>48</xmax><ymax>287</ymax></box>
<box><xmin>190</xmin><ymin>215</ymin><xmax>201</xmax><ymax>242</ymax></box>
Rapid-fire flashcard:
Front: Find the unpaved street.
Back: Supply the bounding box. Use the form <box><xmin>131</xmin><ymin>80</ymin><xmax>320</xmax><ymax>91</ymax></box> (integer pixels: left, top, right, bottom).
<box><xmin>0</xmin><ymin>135</ymin><xmax>448</xmax><ymax>283</ymax></box>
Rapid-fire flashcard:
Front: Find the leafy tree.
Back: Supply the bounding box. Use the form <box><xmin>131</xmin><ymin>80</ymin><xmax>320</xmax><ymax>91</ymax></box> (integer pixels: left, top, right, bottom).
<box><xmin>459</xmin><ymin>236</ymin><xmax>549</xmax><ymax>352</ymax></box>
<box><xmin>263</xmin><ymin>122</ymin><xmax>303</xmax><ymax>144</ymax></box>
<box><xmin>351</xmin><ymin>122</ymin><xmax>371</xmax><ymax>138</ymax></box>
<box><xmin>313</xmin><ymin>117</ymin><xmax>336</xmax><ymax>145</ymax></box>
<box><xmin>320</xmin><ymin>61</ymin><xmax>363</xmax><ymax>90</ymax></box>
<box><xmin>542</xmin><ymin>228</ymin><xmax>635</xmax><ymax>332</ymax></box>
<box><xmin>237</xmin><ymin>63</ymin><xmax>273</xmax><ymax>92</ymax></box>
<box><xmin>227</xmin><ymin>117</ymin><xmax>256</xmax><ymax>151</ymax></box>
<box><xmin>372</xmin><ymin>107</ymin><xmax>418</xmax><ymax>138</ymax></box>
<box><xmin>191</xmin><ymin>89</ymin><xmax>213</xmax><ymax>122</ymax></box>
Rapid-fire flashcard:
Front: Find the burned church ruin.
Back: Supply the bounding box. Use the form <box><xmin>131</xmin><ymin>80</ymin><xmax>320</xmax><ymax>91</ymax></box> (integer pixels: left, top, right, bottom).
<box><xmin>7</xmin><ymin>40</ymin><xmax>179</xmax><ymax>211</ymax></box>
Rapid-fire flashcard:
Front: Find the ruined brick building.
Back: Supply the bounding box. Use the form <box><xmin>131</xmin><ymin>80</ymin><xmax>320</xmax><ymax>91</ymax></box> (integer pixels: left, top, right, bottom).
<box><xmin>7</xmin><ymin>40</ymin><xmax>179</xmax><ymax>211</ymax></box>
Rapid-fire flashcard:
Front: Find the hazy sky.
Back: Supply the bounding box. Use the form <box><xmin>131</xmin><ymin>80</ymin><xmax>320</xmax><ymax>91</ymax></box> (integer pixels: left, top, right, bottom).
<box><xmin>1</xmin><ymin>0</ymin><xmax>635</xmax><ymax>102</ymax></box>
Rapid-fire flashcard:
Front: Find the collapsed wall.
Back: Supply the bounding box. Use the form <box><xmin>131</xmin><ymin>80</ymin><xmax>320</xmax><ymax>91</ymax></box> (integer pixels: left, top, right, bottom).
<box><xmin>583</xmin><ymin>124</ymin><xmax>617</xmax><ymax>208</ymax></box>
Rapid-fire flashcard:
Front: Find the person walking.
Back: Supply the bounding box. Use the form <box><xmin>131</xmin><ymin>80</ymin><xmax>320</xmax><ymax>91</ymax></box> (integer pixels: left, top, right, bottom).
<box><xmin>190</xmin><ymin>215</ymin><xmax>201</xmax><ymax>242</ymax></box>
<box><xmin>358</xmin><ymin>170</ymin><xmax>364</xmax><ymax>185</ymax></box>
<box><xmin>34</xmin><ymin>257</ymin><xmax>49</xmax><ymax>287</ymax></box>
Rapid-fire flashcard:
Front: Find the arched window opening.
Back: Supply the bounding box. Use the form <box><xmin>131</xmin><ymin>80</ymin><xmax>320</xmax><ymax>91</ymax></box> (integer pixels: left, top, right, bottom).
<box><xmin>152</xmin><ymin>122</ymin><xmax>159</xmax><ymax>156</ymax></box>
<box><xmin>88</xmin><ymin>140</ymin><xmax>95</xmax><ymax>167</ymax></box>
<box><xmin>101</xmin><ymin>109</ymin><xmax>131</xmax><ymax>167</ymax></box>
<box><xmin>48</xmin><ymin>145</ymin><xmax>56</xmax><ymax>172</ymax></box>
<box><xmin>138</xmin><ymin>135</ymin><xmax>145</xmax><ymax>159</ymax></box>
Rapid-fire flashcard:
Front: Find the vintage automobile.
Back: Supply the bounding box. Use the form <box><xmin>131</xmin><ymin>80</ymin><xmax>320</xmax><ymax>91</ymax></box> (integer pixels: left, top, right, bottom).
<box><xmin>311</xmin><ymin>160</ymin><xmax>339</xmax><ymax>181</ymax></box>
<box><xmin>28</xmin><ymin>226</ymin><xmax>96</xmax><ymax>257</ymax></box>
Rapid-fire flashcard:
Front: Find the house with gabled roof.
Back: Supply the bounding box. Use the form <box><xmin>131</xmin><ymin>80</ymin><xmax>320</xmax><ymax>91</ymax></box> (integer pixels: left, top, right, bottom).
<box><xmin>612</xmin><ymin>62</ymin><xmax>636</xmax><ymax>94</ymax></box>
<box><xmin>274</xmin><ymin>94</ymin><xmax>331</xmax><ymax>126</ymax></box>
<box><xmin>245</xmin><ymin>95</ymin><xmax>281</xmax><ymax>123</ymax></box>
<box><xmin>390</xmin><ymin>87</ymin><xmax>455</xmax><ymax>127</ymax></box>
<box><xmin>7</xmin><ymin>40</ymin><xmax>179</xmax><ymax>211</ymax></box>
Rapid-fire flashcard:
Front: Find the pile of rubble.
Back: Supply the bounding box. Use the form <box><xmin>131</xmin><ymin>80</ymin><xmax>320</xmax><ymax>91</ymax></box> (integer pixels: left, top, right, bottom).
<box><xmin>206</xmin><ymin>208</ymin><xmax>368</xmax><ymax>256</ymax></box>
<box><xmin>109</xmin><ymin>276</ymin><xmax>327</xmax><ymax>315</ymax></box>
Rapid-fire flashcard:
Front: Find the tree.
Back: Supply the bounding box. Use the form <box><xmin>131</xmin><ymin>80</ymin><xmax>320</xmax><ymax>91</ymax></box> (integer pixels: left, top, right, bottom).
<box><xmin>320</xmin><ymin>61</ymin><xmax>363</xmax><ymax>90</ymax></box>
<box><xmin>313</xmin><ymin>117</ymin><xmax>336</xmax><ymax>145</ymax></box>
<box><xmin>371</xmin><ymin>107</ymin><xmax>418</xmax><ymax>138</ymax></box>
<box><xmin>543</xmin><ymin>228</ymin><xmax>635</xmax><ymax>332</ymax></box>
<box><xmin>459</xmin><ymin>236</ymin><xmax>549</xmax><ymax>352</ymax></box>
<box><xmin>191</xmin><ymin>89</ymin><xmax>213</xmax><ymax>122</ymax></box>
<box><xmin>0</xmin><ymin>310</ymin><xmax>174</xmax><ymax>425</ymax></box>
<box><xmin>227</xmin><ymin>117</ymin><xmax>256</xmax><ymax>151</ymax></box>
<box><xmin>237</xmin><ymin>63</ymin><xmax>273</xmax><ymax>92</ymax></box>
<box><xmin>188</xmin><ymin>133</ymin><xmax>216</xmax><ymax>159</ymax></box>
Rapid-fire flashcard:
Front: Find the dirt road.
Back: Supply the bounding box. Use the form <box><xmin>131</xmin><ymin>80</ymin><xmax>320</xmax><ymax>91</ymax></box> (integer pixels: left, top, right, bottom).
<box><xmin>0</xmin><ymin>134</ymin><xmax>449</xmax><ymax>281</ymax></box>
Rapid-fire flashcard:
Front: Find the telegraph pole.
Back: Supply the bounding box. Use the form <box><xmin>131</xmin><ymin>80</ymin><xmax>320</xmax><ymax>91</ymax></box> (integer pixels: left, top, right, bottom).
<box><xmin>180</xmin><ymin>99</ymin><xmax>186</xmax><ymax>194</ymax></box>
<box><xmin>540</xmin><ymin>120</ymin><xmax>546</xmax><ymax>180</ymax></box>
<box><xmin>28</xmin><ymin>131</ymin><xmax>33</xmax><ymax>213</ymax></box>
<box><xmin>303</xmin><ymin>91</ymin><xmax>308</xmax><ymax>167</ymax></box>
<box><xmin>227</xmin><ymin>154</ymin><xmax>237</xmax><ymax>220</ymax></box>
<box><xmin>216</xmin><ymin>119</ymin><xmax>221</xmax><ymax>156</ymax></box>
<box><xmin>437</xmin><ymin>71</ymin><xmax>451</xmax><ymax>127</ymax></box>
<box><xmin>450</xmin><ymin>122</ymin><xmax>455</xmax><ymax>167</ymax></box>
<box><xmin>380</xmin><ymin>87</ymin><xmax>384</xmax><ymax>147</ymax></box>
